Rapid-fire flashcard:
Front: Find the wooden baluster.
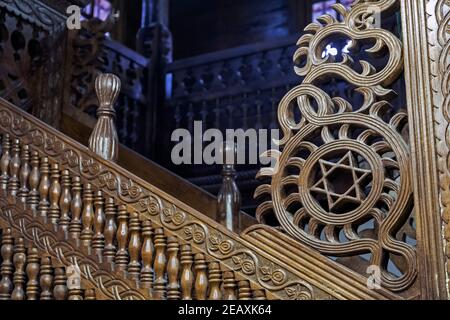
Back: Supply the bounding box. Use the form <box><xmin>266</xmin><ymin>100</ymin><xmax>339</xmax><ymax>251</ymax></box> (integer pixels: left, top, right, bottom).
<box><xmin>194</xmin><ymin>253</ymin><xmax>208</xmax><ymax>300</ymax></box>
<box><xmin>25</xmin><ymin>247</ymin><xmax>40</xmax><ymax>300</ymax></box>
<box><xmin>0</xmin><ymin>133</ymin><xmax>11</xmax><ymax>190</ymax></box>
<box><xmin>127</xmin><ymin>211</ymin><xmax>141</xmax><ymax>280</ymax></box>
<box><xmin>53</xmin><ymin>267</ymin><xmax>68</xmax><ymax>300</ymax></box>
<box><xmin>253</xmin><ymin>289</ymin><xmax>266</xmax><ymax>300</ymax></box>
<box><xmin>37</xmin><ymin>157</ymin><xmax>50</xmax><ymax>218</ymax></box>
<box><xmin>27</xmin><ymin>151</ymin><xmax>40</xmax><ymax>210</ymax></box>
<box><xmin>153</xmin><ymin>228</ymin><xmax>167</xmax><ymax>299</ymax></box>
<box><xmin>115</xmin><ymin>205</ymin><xmax>129</xmax><ymax>272</ymax></box>
<box><xmin>67</xmin><ymin>265</ymin><xmax>83</xmax><ymax>300</ymax></box>
<box><xmin>89</xmin><ymin>73</ymin><xmax>120</xmax><ymax>162</ymax></box>
<box><xmin>92</xmin><ymin>191</ymin><xmax>105</xmax><ymax>255</ymax></box>
<box><xmin>208</xmin><ymin>262</ymin><xmax>222</xmax><ymax>300</ymax></box>
<box><xmin>84</xmin><ymin>289</ymin><xmax>96</xmax><ymax>300</ymax></box>
<box><xmin>223</xmin><ymin>271</ymin><xmax>237</xmax><ymax>300</ymax></box>
<box><xmin>69</xmin><ymin>176</ymin><xmax>83</xmax><ymax>239</ymax></box>
<box><xmin>11</xmin><ymin>238</ymin><xmax>26</xmax><ymax>300</ymax></box>
<box><xmin>7</xmin><ymin>138</ymin><xmax>20</xmax><ymax>196</ymax></box>
<box><xmin>103</xmin><ymin>198</ymin><xmax>117</xmax><ymax>262</ymax></box>
<box><xmin>140</xmin><ymin>220</ymin><xmax>154</xmax><ymax>289</ymax></box>
<box><xmin>18</xmin><ymin>145</ymin><xmax>30</xmax><ymax>203</ymax></box>
<box><xmin>48</xmin><ymin>163</ymin><xmax>61</xmax><ymax>225</ymax></box>
<box><xmin>59</xmin><ymin>170</ymin><xmax>72</xmax><ymax>232</ymax></box>
<box><xmin>80</xmin><ymin>183</ymin><xmax>94</xmax><ymax>247</ymax></box>
<box><xmin>180</xmin><ymin>244</ymin><xmax>194</xmax><ymax>300</ymax></box>
<box><xmin>238</xmin><ymin>280</ymin><xmax>252</xmax><ymax>300</ymax></box>
<box><xmin>0</xmin><ymin>228</ymin><xmax>13</xmax><ymax>300</ymax></box>
<box><xmin>39</xmin><ymin>256</ymin><xmax>53</xmax><ymax>300</ymax></box>
<box><xmin>167</xmin><ymin>237</ymin><xmax>180</xmax><ymax>300</ymax></box>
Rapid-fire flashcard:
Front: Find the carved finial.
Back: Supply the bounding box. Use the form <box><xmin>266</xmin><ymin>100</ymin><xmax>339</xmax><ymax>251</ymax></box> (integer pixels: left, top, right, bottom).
<box><xmin>89</xmin><ymin>73</ymin><xmax>121</xmax><ymax>163</ymax></box>
<box><xmin>217</xmin><ymin>141</ymin><xmax>241</xmax><ymax>232</ymax></box>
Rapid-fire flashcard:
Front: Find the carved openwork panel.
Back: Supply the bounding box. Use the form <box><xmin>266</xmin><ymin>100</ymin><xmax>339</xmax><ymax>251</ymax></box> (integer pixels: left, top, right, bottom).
<box><xmin>255</xmin><ymin>0</ymin><xmax>418</xmax><ymax>295</ymax></box>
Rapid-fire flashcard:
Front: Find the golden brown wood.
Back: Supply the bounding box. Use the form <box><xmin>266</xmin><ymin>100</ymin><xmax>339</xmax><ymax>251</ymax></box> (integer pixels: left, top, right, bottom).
<box><xmin>53</xmin><ymin>267</ymin><xmax>68</xmax><ymax>300</ymax></box>
<box><xmin>84</xmin><ymin>289</ymin><xmax>96</xmax><ymax>300</ymax></box>
<box><xmin>59</xmin><ymin>170</ymin><xmax>72</xmax><ymax>231</ymax></box>
<box><xmin>39</xmin><ymin>256</ymin><xmax>53</xmax><ymax>300</ymax></box>
<box><xmin>153</xmin><ymin>228</ymin><xmax>167</xmax><ymax>299</ymax></box>
<box><xmin>11</xmin><ymin>237</ymin><xmax>26</xmax><ymax>300</ymax></box>
<box><xmin>48</xmin><ymin>163</ymin><xmax>61</xmax><ymax>224</ymax></box>
<box><xmin>223</xmin><ymin>271</ymin><xmax>237</xmax><ymax>300</ymax></box>
<box><xmin>7</xmin><ymin>138</ymin><xmax>20</xmax><ymax>196</ymax></box>
<box><xmin>37</xmin><ymin>157</ymin><xmax>50</xmax><ymax>218</ymax></box>
<box><xmin>69</xmin><ymin>176</ymin><xmax>83</xmax><ymax>238</ymax></box>
<box><xmin>127</xmin><ymin>211</ymin><xmax>141</xmax><ymax>280</ymax></box>
<box><xmin>166</xmin><ymin>236</ymin><xmax>180</xmax><ymax>300</ymax></box>
<box><xmin>18</xmin><ymin>145</ymin><xmax>30</xmax><ymax>203</ymax></box>
<box><xmin>0</xmin><ymin>134</ymin><xmax>11</xmax><ymax>191</ymax></box>
<box><xmin>194</xmin><ymin>253</ymin><xmax>208</xmax><ymax>300</ymax></box>
<box><xmin>140</xmin><ymin>220</ymin><xmax>154</xmax><ymax>289</ymax></box>
<box><xmin>0</xmin><ymin>228</ymin><xmax>13</xmax><ymax>300</ymax></box>
<box><xmin>80</xmin><ymin>183</ymin><xmax>95</xmax><ymax>246</ymax></box>
<box><xmin>208</xmin><ymin>262</ymin><xmax>222</xmax><ymax>300</ymax></box>
<box><xmin>27</xmin><ymin>151</ymin><xmax>40</xmax><ymax>210</ymax></box>
<box><xmin>253</xmin><ymin>289</ymin><xmax>266</xmax><ymax>300</ymax></box>
<box><xmin>103</xmin><ymin>198</ymin><xmax>117</xmax><ymax>262</ymax></box>
<box><xmin>180</xmin><ymin>244</ymin><xmax>194</xmax><ymax>300</ymax></box>
<box><xmin>25</xmin><ymin>247</ymin><xmax>40</xmax><ymax>300</ymax></box>
<box><xmin>88</xmin><ymin>73</ymin><xmax>120</xmax><ymax>163</ymax></box>
<box><xmin>238</xmin><ymin>280</ymin><xmax>252</xmax><ymax>300</ymax></box>
<box><xmin>92</xmin><ymin>191</ymin><xmax>106</xmax><ymax>254</ymax></box>
<box><xmin>115</xmin><ymin>205</ymin><xmax>129</xmax><ymax>271</ymax></box>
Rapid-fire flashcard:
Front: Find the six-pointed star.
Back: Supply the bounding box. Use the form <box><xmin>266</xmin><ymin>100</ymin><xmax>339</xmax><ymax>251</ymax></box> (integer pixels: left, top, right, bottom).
<box><xmin>311</xmin><ymin>151</ymin><xmax>372</xmax><ymax>211</ymax></box>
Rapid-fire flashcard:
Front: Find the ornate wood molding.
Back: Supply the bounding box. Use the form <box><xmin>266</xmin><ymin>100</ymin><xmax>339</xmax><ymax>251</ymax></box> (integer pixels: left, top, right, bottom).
<box><xmin>401</xmin><ymin>0</ymin><xmax>450</xmax><ymax>299</ymax></box>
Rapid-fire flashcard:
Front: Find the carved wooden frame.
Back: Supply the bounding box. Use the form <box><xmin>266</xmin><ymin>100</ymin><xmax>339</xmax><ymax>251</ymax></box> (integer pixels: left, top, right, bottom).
<box><xmin>401</xmin><ymin>0</ymin><xmax>449</xmax><ymax>299</ymax></box>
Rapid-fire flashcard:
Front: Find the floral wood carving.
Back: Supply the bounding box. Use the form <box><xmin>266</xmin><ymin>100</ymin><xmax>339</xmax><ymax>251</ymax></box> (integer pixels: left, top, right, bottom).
<box><xmin>255</xmin><ymin>0</ymin><xmax>417</xmax><ymax>293</ymax></box>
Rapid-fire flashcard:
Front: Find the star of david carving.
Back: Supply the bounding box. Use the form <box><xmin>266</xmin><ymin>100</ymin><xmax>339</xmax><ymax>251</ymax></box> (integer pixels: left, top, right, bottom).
<box><xmin>311</xmin><ymin>151</ymin><xmax>371</xmax><ymax>211</ymax></box>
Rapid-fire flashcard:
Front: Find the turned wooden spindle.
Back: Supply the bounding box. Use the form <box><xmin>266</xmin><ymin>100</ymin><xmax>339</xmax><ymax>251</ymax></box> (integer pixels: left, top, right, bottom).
<box><xmin>0</xmin><ymin>133</ymin><xmax>11</xmax><ymax>190</ymax></box>
<box><xmin>153</xmin><ymin>228</ymin><xmax>167</xmax><ymax>299</ymax></box>
<box><xmin>27</xmin><ymin>151</ymin><xmax>40</xmax><ymax>209</ymax></box>
<box><xmin>194</xmin><ymin>253</ymin><xmax>208</xmax><ymax>300</ymax></box>
<box><xmin>67</xmin><ymin>266</ymin><xmax>83</xmax><ymax>300</ymax></box>
<box><xmin>103</xmin><ymin>198</ymin><xmax>117</xmax><ymax>262</ymax></box>
<box><xmin>39</xmin><ymin>256</ymin><xmax>53</xmax><ymax>300</ymax></box>
<box><xmin>18</xmin><ymin>144</ymin><xmax>31</xmax><ymax>203</ymax></box>
<box><xmin>25</xmin><ymin>247</ymin><xmax>40</xmax><ymax>300</ymax></box>
<box><xmin>253</xmin><ymin>289</ymin><xmax>266</xmax><ymax>300</ymax></box>
<box><xmin>127</xmin><ymin>211</ymin><xmax>141</xmax><ymax>280</ymax></box>
<box><xmin>80</xmin><ymin>183</ymin><xmax>95</xmax><ymax>246</ymax></box>
<box><xmin>140</xmin><ymin>220</ymin><xmax>154</xmax><ymax>289</ymax></box>
<box><xmin>53</xmin><ymin>267</ymin><xmax>68</xmax><ymax>300</ymax></box>
<box><xmin>69</xmin><ymin>176</ymin><xmax>83</xmax><ymax>238</ymax></box>
<box><xmin>0</xmin><ymin>228</ymin><xmax>13</xmax><ymax>300</ymax></box>
<box><xmin>92</xmin><ymin>191</ymin><xmax>106</xmax><ymax>254</ymax></box>
<box><xmin>167</xmin><ymin>237</ymin><xmax>180</xmax><ymax>300</ymax></box>
<box><xmin>238</xmin><ymin>280</ymin><xmax>252</xmax><ymax>300</ymax></box>
<box><xmin>59</xmin><ymin>170</ymin><xmax>72</xmax><ymax>231</ymax></box>
<box><xmin>48</xmin><ymin>163</ymin><xmax>61</xmax><ymax>224</ymax></box>
<box><xmin>37</xmin><ymin>157</ymin><xmax>50</xmax><ymax>218</ymax></box>
<box><xmin>115</xmin><ymin>205</ymin><xmax>129</xmax><ymax>271</ymax></box>
<box><xmin>89</xmin><ymin>73</ymin><xmax>120</xmax><ymax>162</ymax></box>
<box><xmin>180</xmin><ymin>244</ymin><xmax>194</xmax><ymax>300</ymax></box>
<box><xmin>68</xmin><ymin>288</ymin><xmax>84</xmax><ymax>300</ymax></box>
<box><xmin>208</xmin><ymin>262</ymin><xmax>222</xmax><ymax>300</ymax></box>
<box><xmin>217</xmin><ymin>141</ymin><xmax>241</xmax><ymax>232</ymax></box>
<box><xmin>223</xmin><ymin>271</ymin><xmax>237</xmax><ymax>300</ymax></box>
<box><xmin>7</xmin><ymin>138</ymin><xmax>20</xmax><ymax>196</ymax></box>
<box><xmin>84</xmin><ymin>289</ymin><xmax>96</xmax><ymax>300</ymax></box>
<box><xmin>11</xmin><ymin>238</ymin><xmax>26</xmax><ymax>300</ymax></box>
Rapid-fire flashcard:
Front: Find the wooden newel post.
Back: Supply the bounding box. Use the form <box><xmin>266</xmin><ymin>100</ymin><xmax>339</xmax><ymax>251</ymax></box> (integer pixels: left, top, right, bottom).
<box><xmin>88</xmin><ymin>73</ymin><xmax>121</xmax><ymax>162</ymax></box>
<box><xmin>217</xmin><ymin>141</ymin><xmax>241</xmax><ymax>232</ymax></box>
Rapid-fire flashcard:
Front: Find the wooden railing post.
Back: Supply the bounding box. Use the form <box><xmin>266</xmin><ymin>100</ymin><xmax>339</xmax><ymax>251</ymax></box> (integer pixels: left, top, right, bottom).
<box><xmin>89</xmin><ymin>73</ymin><xmax>121</xmax><ymax>163</ymax></box>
